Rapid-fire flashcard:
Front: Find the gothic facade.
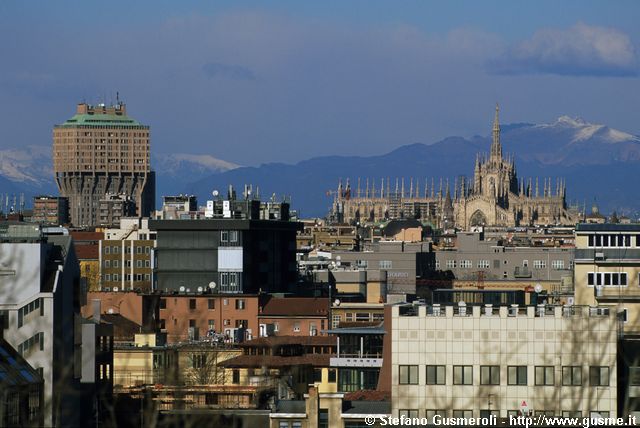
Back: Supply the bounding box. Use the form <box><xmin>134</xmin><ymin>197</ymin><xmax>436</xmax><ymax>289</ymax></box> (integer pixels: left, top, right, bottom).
<box><xmin>331</xmin><ymin>105</ymin><xmax>579</xmax><ymax>230</ymax></box>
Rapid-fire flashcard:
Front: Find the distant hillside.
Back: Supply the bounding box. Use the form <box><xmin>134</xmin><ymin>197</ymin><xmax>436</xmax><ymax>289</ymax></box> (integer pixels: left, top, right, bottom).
<box><xmin>187</xmin><ymin>117</ymin><xmax>640</xmax><ymax>218</ymax></box>
<box><xmin>1</xmin><ymin>116</ymin><xmax>638</xmax><ymax>217</ymax></box>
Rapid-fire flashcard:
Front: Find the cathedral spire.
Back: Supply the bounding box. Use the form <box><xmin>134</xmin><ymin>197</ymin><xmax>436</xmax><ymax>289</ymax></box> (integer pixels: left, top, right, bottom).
<box><xmin>491</xmin><ymin>103</ymin><xmax>502</xmax><ymax>161</ymax></box>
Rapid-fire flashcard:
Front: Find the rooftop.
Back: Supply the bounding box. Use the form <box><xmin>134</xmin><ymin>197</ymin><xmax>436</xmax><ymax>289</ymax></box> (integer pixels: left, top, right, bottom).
<box><xmin>239</xmin><ymin>335</ymin><xmax>336</xmax><ymax>348</ymax></box>
<box><xmin>56</xmin><ymin>113</ymin><xmax>146</xmax><ymax>128</ymax></box>
<box><xmin>576</xmin><ymin>223</ymin><xmax>640</xmax><ymax>232</ymax></box>
<box><xmin>221</xmin><ymin>353</ymin><xmax>331</xmax><ymax>368</ymax></box>
<box><xmin>260</xmin><ymin>297</ymin><xmax>329</xmax><ymax>317</ymax></box>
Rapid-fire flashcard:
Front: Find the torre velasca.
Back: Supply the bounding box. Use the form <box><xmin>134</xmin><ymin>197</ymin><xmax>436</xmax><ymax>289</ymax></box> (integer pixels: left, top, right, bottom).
<box><xmin>53</xmin><ymin>101</ymin><xmax>155</xmax><ymax>227</ymax></box>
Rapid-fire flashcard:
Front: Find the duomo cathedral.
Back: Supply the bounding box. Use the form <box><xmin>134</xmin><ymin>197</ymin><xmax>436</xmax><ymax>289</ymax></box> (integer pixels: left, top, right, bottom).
<box><xmin>331</xmin><ymin>105</ymin><xmax>579</xmax><ymax>229</ymax></box>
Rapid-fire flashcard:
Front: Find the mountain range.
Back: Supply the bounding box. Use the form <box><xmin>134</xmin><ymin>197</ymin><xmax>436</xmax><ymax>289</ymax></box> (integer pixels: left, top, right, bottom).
<box><xmin>1</xmin><ymin>116</ymin><xmax>639</xmax><ymax>218</ymax></box>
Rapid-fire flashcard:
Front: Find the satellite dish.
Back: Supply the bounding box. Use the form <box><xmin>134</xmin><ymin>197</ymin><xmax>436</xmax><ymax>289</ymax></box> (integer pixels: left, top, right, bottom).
<box><xmin>113</xmin><ymin>287</ymin><xmax>119</xmax><ymax>292</ymax></box>
<box><xmin>209</xmin><ymin>281</ymin><xmax>217</xmax><ymax>289</ymax></box>
<box><xmin>334</xmin><ymin>299</ymin><xmax>341</xmax><ymax>306</ymax></box>
<box><xmin>212</xmin><ymin>190</ymin><xmax>219</xmax><ymax>197</ymax></box>
<box><xmin>179</xmin><ymin>286</ymin><xmax>186</xmax><ymax>292</ymax></box>
<box><xmin>107</xmin><ymin>308</ymin><xmax>114</xmax><ymax>314</ymax></box>
<box><xmin>534</xmin><ymin>283</ymin><xmax>543</xmax><ymax>293</ymax></box>
<box><xmin>197</xmin><ymin>286</ymin><xmax>203</xmax><ymax>293</ymax></box>
<box><xmin>458</xmin><ymin>301</ymin><xmax>466</xmax><ymax>307</ymax></box>
<box><xmin>186</xmin><ymin>288</ymin><xmax>191</xmax><ymax>293</ymax></box>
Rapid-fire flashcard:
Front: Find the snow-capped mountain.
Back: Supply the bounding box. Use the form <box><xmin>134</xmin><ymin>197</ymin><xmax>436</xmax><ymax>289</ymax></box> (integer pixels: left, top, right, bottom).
<box><xmin>0</xmin><ymin>116</ymin><xmax>638</xmax><ymax>215</ymax></box>
<box><xmin>187</xmin><ymin>117</ymin><xmax>640</xmax><ymax>216</ymax></box>
<box><xmin>497</xmin><ymin>116</ymin><xmax>640</xmax><ymax>165</ymax></box>
<box><xmin>0</xmin><ymin>145</ymin><xmax>54</xmax><ymax>186</ymax></box>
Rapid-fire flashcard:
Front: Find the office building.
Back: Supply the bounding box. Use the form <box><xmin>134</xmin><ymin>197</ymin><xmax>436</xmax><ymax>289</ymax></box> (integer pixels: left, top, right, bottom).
<box><xmin>383</xmin><ymin>302</ymin><xmax>618</xmax><ymax>418</ymax></box>
<box><xmin>31</xmin><ymin>195</ymin><xmax>69</xmax><ymax>226</ymax></box>
<box><xmin>53</xmin><ymin>101</ymin><xmax>155</xmax><ymax>227</ymax></box>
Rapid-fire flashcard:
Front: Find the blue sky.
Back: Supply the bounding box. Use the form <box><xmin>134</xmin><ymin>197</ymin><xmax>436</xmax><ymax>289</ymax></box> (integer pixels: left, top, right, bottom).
<box><xmin>0</xmin><ymin>1</ymin><xmax>638</xmax><ymax>165</ymax></box>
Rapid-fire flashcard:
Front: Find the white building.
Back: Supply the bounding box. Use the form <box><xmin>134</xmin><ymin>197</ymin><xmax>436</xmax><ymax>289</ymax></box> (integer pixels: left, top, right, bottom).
<box><xmin>388</xmin><ymin>302</ymin><xmax>618</xmax><ymax>418</ymax></box>
<box><xmin>0</xmin><ymin>224</ymin><xmax>84</xmax><ymax>426</ymax></box>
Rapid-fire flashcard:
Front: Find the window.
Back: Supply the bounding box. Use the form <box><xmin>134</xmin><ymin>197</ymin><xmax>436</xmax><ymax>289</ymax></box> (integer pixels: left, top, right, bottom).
<box><xmin>221</xmin><ymin>230</ymin><xmax>229</xmax><ymax>242</ymax></box>
<box><xmin>104</xmin><ymin>260</ymin><xmax>111</xmax><ymax>268</ymax></box>
<box><xmin>480</xmin><ymin>410</ymin><xmax>499</xmax><ymax>418</ymax></box>
<box><xmin>552</xmin><ymin>260</ymin><xmax>565</xmax><ymax>270</ymax></box>
<box><xmin>426</xmin><ymin>365</ymin><xmax>446</xmax><ymax>385</ymax></box>
<box><xmin>208</xmin><ymin>320</ymin><xmax>215</xmax><ymax>330</ymax></box>
<box><xmin>208</xmin><ymin>299</ymin><xmax>215</xmax><ymax>310</ymax></box>
<box><xmin>589</xmin><ymin>366</ymin><xmax>609</xmax><ymax>386</ymax></box>
<box><xmin>446</xmin><ymin>260</ymin><xmax>456</xmax><ymax>269</ymax></box>
<box><xmin>160</xmin><ymin>299</ymin><xmax>166</xmax><ymax>309</ymax></box>
<box><xmin>235</xmin><ymin>299</ymin><xmax>245</xmax><ymax>310</ymax></box>
<box><xmin>332</xmin><ymin>315</ymin><xmax>341</xmax><ymax>328</ymax></box>
<box><xmin>587</xmin><ymin>272</ymin><xmax>627</xmax><ymax>287</ymax></box>
<box><xmin>319</xmin><ymin>409</ymin><xmax>328</xmax><ymax>428</ymax></box>
<box><xmin>452</xmin><ymin>410</ymin><xmax>473</xmax><ymax>418</ymax></box>
<box><xmin>426</xmin><ymin>410</ymin><xmax>447</xmax><ymax>419</ymax></box>
<box><xmin>399</xmin><ymin>409</ymin><xmax>419</xmax><ymax>418</ymax></box>
<box><xmin>508</xmin><ymin>366</ymin><xmax>527</xmax><ymax>385</ymax></box>
<box><xmin>630</xmin><ymin>367</ymin><xmax>640</xmax><ymax>385</ymax></box>
<box><xmin>535</xmin><ymin>366</ymin><xmax>554</xmax><ymax>386</ymax></box>
<box><xmin>562</xmin><ymin>366</ymin><xmax>582</xmax><ymax>386</ymax></box>
<box><xmin>562</xmin><ymin>411</ymin><xmax>581</xmax><ymax>418</ymax></box>
<box><xmin>480</xmin><ymin>366</ymin><xmax>500</xmax><ymax>385</ymax></box>
<box><xmin>356</xmin><ymin>260</ymin><xmax>368</xmax><ymax>268</ymax></box>
<box><xmin>399</xmin><ymin>365</ymin><xmax>419</xmax><ymax>385</ymax></box>
<box><xmin>189</xmin><ymin>319</ymin><xmax>196</xmax><ymax>328</ymax></box>
<box><xmin>105</xmin><ymin>274</ymin><xmax>111</xmax><ymax>282</ymax></box>
<box><xmin>379</xmin><ymin>260</ymin><xmax>392</xmax><ymax>269</ymax></box>
<box><xmin>460</xmin><ymin>260</ymin><xmax>472</xmax><ymax>268</ymax></box>
<box><xmin>159</xmin><ymin>319</ymin><xmax>166</xmax><ymax>329</ymax></box>
<box><xmin>229</xmin><ymin>230</ymin><xmax>238</xmax><ymax>243</ymax></box>
<box><xmin>533</xmin><ymin>260</ymin><xmax>546</xmax><ymax>269</ymax></box>
<box><xmin>477</xmin><ymin>260</ymin><xmax>490</xmax><ymax>269</ymax></box>
<box><xmin>189</xmin><ymin>299</ymin><xmax>196</xmax><ymax>310</ymax></box>
<box><xmin>453</xmin><ymin>366</ymin><xmax>473</xmax><ymax>385</ymax></box>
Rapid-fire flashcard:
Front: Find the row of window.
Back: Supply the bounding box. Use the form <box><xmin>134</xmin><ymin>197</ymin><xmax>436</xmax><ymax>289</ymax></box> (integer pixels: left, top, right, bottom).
<box><xmin>17</xmin><ymin>298</ymin><xmax>43</xmax><ymax>328</ymax></box>
<box><xmin>159</xmin><ymin>318</ymin><xmax>248</xmax><ymax>330</ymax></box>
<box><xmin>438</xmin><ymin>260</ymin><xmax>566</xmax><ymax>269</ymax></box>
<box><xmin>18</xmin><ymin>332</ymin><xmax>44</xmax><ymax>356</ymax></box>
<box><xmin>104</xmin><ymin>245</ymin><xmax>151</xmax><ymax>254</ymax></box>
<box><xmin>160</xmin><ymin>298</ymin><xmax>246</xmax><ymax>310</ymax></box>
<box><xmin>355</xmin><ymin>260</ymin><xmax>394</xmax><ymax>269</ymax></box>
<box><xmin>398</xmin><ymin>365</ymin><xmax>610</xmax><ymax>386</ymax></box>
<box><xmin>587</xmin><ymin>233</ymin><xmax>636</xmax><ymax>248</ymax></box>
<box><xmin>587</xmin><ymin>272</ymin><xmax>629</xmax><ymax>287</ymax></box>
<box><xmin>400</xmin><ymin>410</ymin><xmax>610</xmax><ymax>419</ymax></box>
<box><xmin>104</xmin><ymin>259</ymin><xmax>151</xmax><ymax>268</ymax></box>
<box><xmin>104</xmin><ymin>273</ymin><xmax>150</xmax><ymax>282</ymax></box>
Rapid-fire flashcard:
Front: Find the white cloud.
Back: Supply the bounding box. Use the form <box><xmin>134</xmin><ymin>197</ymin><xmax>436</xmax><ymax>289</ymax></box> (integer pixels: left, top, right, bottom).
<box><xmin>491</xmin><ymin>22</ymin><xmax>638</xmax><ymax>77</ymax></box>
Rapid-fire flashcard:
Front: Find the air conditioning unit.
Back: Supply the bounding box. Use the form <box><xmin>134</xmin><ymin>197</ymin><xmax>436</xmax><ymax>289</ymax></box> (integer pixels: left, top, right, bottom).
<box><xmin>595</xmin><ymin>252</ymin><xmax>605</xmax><ymax>260</ymax></box>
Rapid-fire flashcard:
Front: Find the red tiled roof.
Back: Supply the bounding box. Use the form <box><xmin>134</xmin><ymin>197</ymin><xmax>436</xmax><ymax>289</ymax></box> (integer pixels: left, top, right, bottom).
<box><xmin>221</xmin><ymin>353</ymin><xmax>331</xmax><ymax>368</ymax></box>
<box><xmin>260</xmin><ymin>297</ymin><xmax>329</xmax><ymax>317</ymax></box>
<box><xmin>71</xmin><ymin>231</ymin><xmax>104</xmax><ymax>241</ymax></box>
<box><xmin>240</xmin><ymin>335</ymin><xmax>336</xmax><ymax>348</ymax></box>
<box><xmin>75</xmin><ymin>244</ymin><xmax>99</xmax><ymax>260</ymax></box>
<box><xmin>96</xmin><ymin>313</ymin><xmax>146</xmax><ymax>341</ymax></box>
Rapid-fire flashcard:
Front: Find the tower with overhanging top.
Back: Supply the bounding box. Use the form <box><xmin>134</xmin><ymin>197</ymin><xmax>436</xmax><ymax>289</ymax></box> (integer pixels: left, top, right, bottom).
<box><xmin>53</xmin><ymin>101</ymin><xmax>155</xmax><ymax>227</ymax></box>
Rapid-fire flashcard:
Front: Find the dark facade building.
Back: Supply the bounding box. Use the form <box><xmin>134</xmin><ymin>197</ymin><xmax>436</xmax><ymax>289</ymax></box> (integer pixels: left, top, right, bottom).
<box><xmin>150</xmin><ymin>218</ymin><xmax>302</xmax><ymax>294</ymax></box>
<box><xmin>31</xmin><ymin>195</ymin><xmax>69</xmax><ymax>225</ymax></box>
<box><xmin>53</xmin><ymin>101</ymin><xmax>155</xmax><ymax>227</ymax></box>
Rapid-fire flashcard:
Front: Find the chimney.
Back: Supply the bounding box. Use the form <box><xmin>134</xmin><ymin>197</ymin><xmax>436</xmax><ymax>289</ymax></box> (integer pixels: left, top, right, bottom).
<box><xmin>92</xmin><ymin>299</ymin><xmax>101</xmax><ymax>323</ymax></box>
